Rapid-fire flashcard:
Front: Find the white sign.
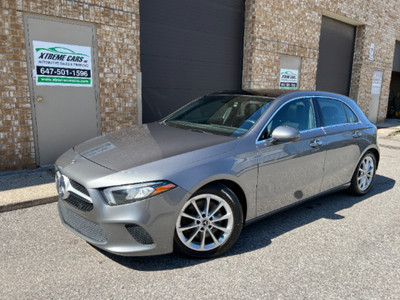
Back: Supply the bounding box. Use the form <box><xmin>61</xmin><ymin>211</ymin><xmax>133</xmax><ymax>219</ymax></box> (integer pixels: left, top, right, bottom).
<box><xmin>371</xmin><ymin>70</ymin><xmax>383</xmax><ymax>95</ymax></box>
<box><xmin>369</xmin><ymin>43</ymin><xmax>375</xmax><ymax>61</ymax></box>
<box><xmin>33</xmin><ymin>40</ymin><xmax>92</xmax><ymax>87</ymax></box>
<box><xmin>279</xmin><ymin>69</ymin><xmax>299</xmax><ymax>90</ymax></box>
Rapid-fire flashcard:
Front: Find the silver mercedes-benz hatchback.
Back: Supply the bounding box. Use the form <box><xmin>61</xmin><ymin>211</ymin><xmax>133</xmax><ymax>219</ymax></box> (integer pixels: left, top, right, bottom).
<box><xmin>55</xmin><ymin>91</ymin><xmax>379</xmax><ymax>258</ymax></box>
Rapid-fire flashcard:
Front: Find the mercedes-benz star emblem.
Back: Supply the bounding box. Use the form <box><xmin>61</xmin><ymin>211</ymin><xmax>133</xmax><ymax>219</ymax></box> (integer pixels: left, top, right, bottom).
<box><xmin>55</xmin><ymin>171</ymin><xmax>70</xmax><ymax>200</ymax></box>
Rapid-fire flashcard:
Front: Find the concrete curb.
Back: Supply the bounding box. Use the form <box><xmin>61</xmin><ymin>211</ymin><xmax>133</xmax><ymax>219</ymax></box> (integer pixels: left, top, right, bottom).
<box><xmin>0</xmin><ymin>167</ymin><xmax>57</xmax><ymax>213</ymax></box>
<box><xmin>0</xmin><ymin>196</ymin><xmax>58</xmax><ymax>213</ymax></box>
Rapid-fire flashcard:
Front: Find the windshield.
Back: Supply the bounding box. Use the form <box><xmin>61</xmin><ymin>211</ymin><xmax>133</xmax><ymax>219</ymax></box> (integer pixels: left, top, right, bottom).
<box><xmin>163</xmin><ymin>94</ymin><xmax>274</xmax><ymax>137</ymax></box>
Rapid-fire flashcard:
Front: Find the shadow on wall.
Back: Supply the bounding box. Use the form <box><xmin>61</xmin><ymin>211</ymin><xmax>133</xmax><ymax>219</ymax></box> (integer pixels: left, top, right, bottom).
<box><xmin>95</xmin><ymin>174</ymin><xmax>395</xmax><ymax>271</ymax></box>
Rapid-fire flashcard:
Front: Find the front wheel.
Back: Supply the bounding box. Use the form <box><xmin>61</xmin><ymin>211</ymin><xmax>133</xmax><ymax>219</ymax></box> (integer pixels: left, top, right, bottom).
<box><xmin>349</xmin><ymin>152</ymin><xmax>377</xmax><ymax>195</ymax></box>
<box><xmin>174</xmin><ymin>184</ymin><xmax>243</xmax><ymax>258</ymax></box>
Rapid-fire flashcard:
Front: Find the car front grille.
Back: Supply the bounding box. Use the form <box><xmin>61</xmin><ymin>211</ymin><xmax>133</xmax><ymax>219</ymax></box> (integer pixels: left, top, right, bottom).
<box><xmin>59</xmin><ymin>203</ymin><xmax>107</xmax><ymax>243</ymax></box>
<box><xmin>61</xmin><ymin>177</ymin><xmax>93</xmax><ymax>212</ymax></box>
<box><xmin>64</xmin><ymin>193</ymin><xmax>93</xmax><ymax>212</ymax></box>
<box><xmin>69</xmin><ymin>179</ymin><xmax>90</xmax><ymax>197</ymax></box>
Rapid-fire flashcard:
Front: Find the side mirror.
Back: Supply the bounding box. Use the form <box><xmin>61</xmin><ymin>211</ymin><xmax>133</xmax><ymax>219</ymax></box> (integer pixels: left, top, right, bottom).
<box><xmin>271</xmin><ymin>126</ymin><xmax>300</xmax><ymax>143</ymax></box>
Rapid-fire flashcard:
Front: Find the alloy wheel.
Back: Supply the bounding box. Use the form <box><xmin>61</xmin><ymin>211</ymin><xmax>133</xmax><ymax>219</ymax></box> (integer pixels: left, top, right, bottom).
<box><xmin>176</xmin><ymin>193</ymin><xmax>234</xmax><ymax>251</ymax></box>
<box><xmin>357</xmin><ymin>155</ymin><xmax>375</xmax><ymax>191</ymax></box>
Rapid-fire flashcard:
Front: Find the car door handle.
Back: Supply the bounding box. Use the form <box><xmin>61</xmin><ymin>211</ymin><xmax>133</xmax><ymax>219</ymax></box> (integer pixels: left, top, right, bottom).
<box><xmin>310</xmin><ymin>139</ymin><xmax>323</xmax><ymax>148</ymax></box>
<box><xmin>352</xmin><ymin>131</ymin><xmax>362</xmax><ymax>138</ymax></box>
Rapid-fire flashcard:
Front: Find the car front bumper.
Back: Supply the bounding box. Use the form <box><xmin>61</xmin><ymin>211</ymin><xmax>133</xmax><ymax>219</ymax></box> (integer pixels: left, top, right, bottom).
<box><xmin>57</xmin><ymin>180</ymin><xmax>189</xmax><ymax>257</ymax></box>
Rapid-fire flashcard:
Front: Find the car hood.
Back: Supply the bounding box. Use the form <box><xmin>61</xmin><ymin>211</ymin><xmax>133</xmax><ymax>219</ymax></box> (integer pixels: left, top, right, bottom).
<box><xmin>74</xmin><ymin>122</ymin><xmax>235</xmax><ymax>172</ymax></box>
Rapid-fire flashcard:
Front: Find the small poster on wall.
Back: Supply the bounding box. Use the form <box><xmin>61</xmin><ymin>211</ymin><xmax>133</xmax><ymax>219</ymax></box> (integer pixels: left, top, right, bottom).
<box><xmin>371</xmin><ymin>70</ymin><xmax>383</xmax><ymax>95</ymax></box>
<box><xmin>33</xmin><ymin>40</ymin><xmax>92</xmax><ymax>87</ymax></box>
<box><xmin>279</xmin><ymin>68</ymin><xmax>299</xmax><ymax>90</ymax></box>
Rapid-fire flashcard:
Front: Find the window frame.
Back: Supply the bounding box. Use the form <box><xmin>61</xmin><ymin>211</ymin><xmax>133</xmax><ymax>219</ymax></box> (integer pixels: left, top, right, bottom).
<box><xmin>315</xmin><ymin>97</ymin><xmax>360</xmax><ymax>128</ymax></box>
<box><xmin>256</xmin><ymin>96</ymin><xmax>361</xmax><ymax>144</ymax></box>
<box><xmin>256</xmin><ymin>97</ymin><xmax>318</xmax><ymax>143</ymax></box>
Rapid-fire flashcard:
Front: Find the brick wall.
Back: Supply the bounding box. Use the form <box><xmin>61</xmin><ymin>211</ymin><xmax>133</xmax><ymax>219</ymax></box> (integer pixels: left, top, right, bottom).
<box><xmin>0</xmin><ymin>0</ymin><xmax>140</xmax><ymax>171</ymax></box>
<box><xmin>243</xmin><ymin>0</ymin><xmax>400</xmax><ymax>122</ymax></box>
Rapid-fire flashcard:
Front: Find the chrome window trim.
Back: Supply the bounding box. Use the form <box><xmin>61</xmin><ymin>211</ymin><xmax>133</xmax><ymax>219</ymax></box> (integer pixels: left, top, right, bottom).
<box><xmin>255</xmin><ymin>96</ymin><xmax>362</xmax><ymax>145</ymax></box>
<box><xmin>321</xmin><ymin>122</ymin><xmax>361</xmax><ymax>132</ymax></box>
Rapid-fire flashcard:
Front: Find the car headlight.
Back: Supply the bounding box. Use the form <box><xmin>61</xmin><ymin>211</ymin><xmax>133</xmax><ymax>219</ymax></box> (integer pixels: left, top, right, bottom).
<box><xmin>103</xmin><ymin>181</ymin><xmax>176</xmax><ymax>206</ymax></box>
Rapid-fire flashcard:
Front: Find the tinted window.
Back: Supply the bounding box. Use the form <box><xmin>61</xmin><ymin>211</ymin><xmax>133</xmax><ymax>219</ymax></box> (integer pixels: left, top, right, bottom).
<box><xmin>343</xmin><ymin>104</ymin><xmax>359</xmax><ymax>123</ymax></box>
<box><xmin>318</xmin><ymin>98</ymin><xmax>358</xmax><ymax>126</ymax></box>
<box><xmin>318</xmin><ymin>98</ymin><xmax>348</xmax><ymax>126</ymax></box>
<box><xmin>164</xmin><ymin>95</ymin><xmax>274</xmax><ymax>137</ymax></box>
<box><xmin>262</xmin><ymin>98</ymin><xmax>316</xmax><ymax>139</ymax></box>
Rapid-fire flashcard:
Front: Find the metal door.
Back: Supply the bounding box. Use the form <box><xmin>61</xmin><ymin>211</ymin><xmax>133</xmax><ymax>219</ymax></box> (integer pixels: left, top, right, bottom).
<box><xmin>316</xmin><ymin>16</ymin><xmax>356</xmax><ymax>95</ymax></box>
<box><xmin>140</xmin><ymin>0</ymin><xmax>245</xmax><ymax>122</ymax></box>
<box><xmin>24</xmin><ymin>15</ymin><xmax>100</xmax><ymax>165</ymax></box>
<box><xmin>368</xmin><ymin>70</ymin><xmax>383</xmax><ymax>124</ymax></box>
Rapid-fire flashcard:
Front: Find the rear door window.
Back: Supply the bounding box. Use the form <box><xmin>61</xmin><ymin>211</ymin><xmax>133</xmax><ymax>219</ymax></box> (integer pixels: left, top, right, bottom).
<box><xmin>343</xmin><ymin>104</ymin><xmax>359</xmax><ymax>123</ymax></box>
<box><xmin>317</xmin><ymin>98</ymin><xmax>357</xmax><ymax>126</ymax></box>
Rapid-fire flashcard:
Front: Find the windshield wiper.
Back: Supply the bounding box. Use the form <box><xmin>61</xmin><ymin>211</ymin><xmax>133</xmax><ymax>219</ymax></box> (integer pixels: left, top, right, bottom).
<box><xmin>189</xmin><ymin>128</ymin><xmax>216</xmax><ymax>135</ymax></box>
<box><xmin>190</xmin><ymin>128</ymin><xmax>205</xmax><ymax>133</ymax></box>
<box><xmin>163</xmin><ymin>120</ymin><xmax>216</xmax><ymax>135</ymax></box>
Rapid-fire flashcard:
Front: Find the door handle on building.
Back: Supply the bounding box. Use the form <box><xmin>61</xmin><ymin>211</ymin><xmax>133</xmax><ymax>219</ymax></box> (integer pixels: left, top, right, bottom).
<box><xmin>36</xmin><ymin>96</ymin><xmax>43</xmax><ymax>103</ymax></box>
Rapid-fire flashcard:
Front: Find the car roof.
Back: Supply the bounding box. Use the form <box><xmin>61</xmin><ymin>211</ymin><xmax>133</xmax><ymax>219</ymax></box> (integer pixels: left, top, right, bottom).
<box><xmin>209</xmin><ymin>90</ymin><xmax>278</xmax><ymax>100</ymax></box>
<box><xmin>210</xmin><ymin>90</ymin><xmax>355</xmax><ymax>104</ymax></box>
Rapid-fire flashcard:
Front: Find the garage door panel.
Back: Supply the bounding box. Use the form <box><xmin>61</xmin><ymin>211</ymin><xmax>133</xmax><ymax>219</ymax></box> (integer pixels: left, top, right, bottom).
<box><xmin>142</xmin><ymin>87</ymin><xmax>212</xmax><ymax>120</ymax></box>
<box><xmin>141</xmin><ymin>56</ymin><xmax>240</xmax><ymax>89</ymax></box>
<box><xmin>141</xmin><ymin>0</ymin><xmax>244</xmax><ymax>123</ymax></box>
<box><xmin>316</xmin><ymin>16</ymin><xmax>355</xmax><ymax>96</ymax></box>
<box><xmin>140</xmin><ymin>0</ymin><xmax>243</xmax><ymax>39</ymax></box>
<box><xmin>141</xmin><ymin>21</ymin><xmax>240</xmax><ymax>65</ymax></box>
<box><xmin>393</xmin><ymin>41</ymin><xmax>400</xmax><ymax>72</ymax></box>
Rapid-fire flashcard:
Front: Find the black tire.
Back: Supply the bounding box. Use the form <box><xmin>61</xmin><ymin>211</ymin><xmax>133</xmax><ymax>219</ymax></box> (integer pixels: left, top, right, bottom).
<box><xmin>349</xmin><ymin>151</ymin><xmax>377</xmax><ymax>195</ymax></box>
<box><xmin>174</xmin><ymin>184</ymin><xmax>243</xmax><ymax>258</ymax></box>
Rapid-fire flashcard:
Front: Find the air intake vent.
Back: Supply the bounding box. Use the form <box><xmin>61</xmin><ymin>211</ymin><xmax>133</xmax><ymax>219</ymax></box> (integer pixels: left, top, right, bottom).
<box><xmin>125</xmin><ymin>224</ymin><xmax>154</xmax><ymax>245</ymax></box>
<box><xmin>60</xmin><ymin>204</ymin><xmax>106</xmax><ymax>243</ymax></box>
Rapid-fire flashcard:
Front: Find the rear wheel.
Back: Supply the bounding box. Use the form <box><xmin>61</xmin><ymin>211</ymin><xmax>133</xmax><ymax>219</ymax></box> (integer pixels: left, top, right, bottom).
<box><xmin>349</xmin><ymin>152</ymin><xmax>377</xmax><ymax>195</ymax></box>
<box><xmin>174</xmin><ymin>184</ymin><xmax>243</xmax><ymax>258</ymax></box>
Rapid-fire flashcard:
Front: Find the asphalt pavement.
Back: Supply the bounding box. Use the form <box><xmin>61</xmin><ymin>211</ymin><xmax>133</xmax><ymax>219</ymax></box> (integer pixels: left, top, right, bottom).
<box><xmin>0</xmin><ymin>120</ymin><xmax>399</xmax><ymax>299</ymax></box>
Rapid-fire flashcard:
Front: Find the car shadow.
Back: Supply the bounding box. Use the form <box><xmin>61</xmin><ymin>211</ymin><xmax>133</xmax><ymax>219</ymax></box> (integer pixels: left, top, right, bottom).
<box><xmin>96</xmin><ymin>174</ymin><xmax>395</xmax><ymax>271</ymax></box>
